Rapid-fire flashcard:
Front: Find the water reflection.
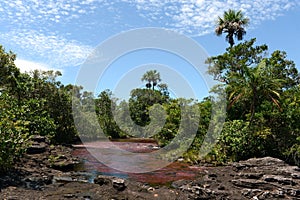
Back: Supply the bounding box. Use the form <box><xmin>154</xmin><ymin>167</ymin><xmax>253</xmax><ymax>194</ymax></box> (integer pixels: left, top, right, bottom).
<box><xmin>72</xmin><ymin>141</ymin><xmax>202</xmax><ymax>185</ymax></box>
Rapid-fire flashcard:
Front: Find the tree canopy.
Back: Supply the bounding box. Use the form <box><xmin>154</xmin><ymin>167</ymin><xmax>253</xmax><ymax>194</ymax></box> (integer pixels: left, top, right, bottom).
<box><xmin>215</xmin><ymin>9</ymin><xmax>249</xmax><ymax>47</ymax></box>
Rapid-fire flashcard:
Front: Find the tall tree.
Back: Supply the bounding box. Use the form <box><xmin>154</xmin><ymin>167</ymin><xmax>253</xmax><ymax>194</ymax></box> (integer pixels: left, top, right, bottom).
<box><xmin>207</xmin><ymin>39</ymin><xmax>298</xmax><ymax>121</ymax></box>
<box><xmin>95</xmin><ymin>90</ymin><xmax>121</xmax><ymax>138</ymax></box>
<box><xmin>227</xmin><ymin>60</ymin><xmax>283</xmax><ymax>121</ymax></box>
<box><xmin>141</xmin><ymin>70</ymin><xmax>161</xmax><ymax>90</ymax></box>
<box><xmin>215</xmin><ymin>9</ymin><xmax>249</xmax><ymax>47</ymax></box>
<box><xmin>0</xmin><ymin>45</ymin><xmax>22</xmax><ymax>101</ymax></box>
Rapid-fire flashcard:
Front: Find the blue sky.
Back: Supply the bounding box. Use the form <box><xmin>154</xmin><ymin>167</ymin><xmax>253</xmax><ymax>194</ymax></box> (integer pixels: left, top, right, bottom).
<box><xmin>1</xmin><ymin>0</ymin><xmax>300</xmax><ymax>100</ymax></box>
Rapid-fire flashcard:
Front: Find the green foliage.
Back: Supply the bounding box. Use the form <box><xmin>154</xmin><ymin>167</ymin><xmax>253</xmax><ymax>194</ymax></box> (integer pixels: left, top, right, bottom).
<box><xmin>215</xmin><ymin>9</ymin><xmax>249</xmax><ymax>47</ymax></box>
<box><xmin>141</xmin><ymin>70</ymin><xmax>162</xmax><ymax>90</ymax></box>
<box><xmin>129</xmin><ymin>88</ymin><xmax>168</xmax><ymax>127</ymax></box>
<box><xmin>211</xmin><ymin>120</ymin><xmax>271</xmax><ymax>162</ymax></box>
<box><xmin>0</xmin><ymin>45</ymin><xmax>20</xmax><ymax>94</ymax></box>
<box><xmin>184</xmin><ymin>99</ymin><xmax>212</xmax><ymax>162</ymax></box>
<box><xmin>1</xmin><ymin>29</ymin><xmax>300</xmax><ymax>171</ymax></box>
<box><xmin>95</xmin><ymin>90</ymin><xmax>123</xmax><ymax>139</ymax></box>
<box><xmin>0</xmin><ymin>92</ymin><xmax>30</xmax><ymax>172</ymax></box>
<box><xmin>285</xmin><ymin>139</ymin><xmax>300</xmax><ymax>166</ymax></box>
<box><xmin>25</xmin><ymin>70</ymin><xmax>77</xmax><ymax>143</ymax></box>
<box><xmin>205</xmin><ymin>39</ymin><xmax>300</xmax><ymax>165</ymax></box>
<box><xmin>153</xmin><ymin>99</ymin><xmax>181</xmax><ymax>146</ymax></box>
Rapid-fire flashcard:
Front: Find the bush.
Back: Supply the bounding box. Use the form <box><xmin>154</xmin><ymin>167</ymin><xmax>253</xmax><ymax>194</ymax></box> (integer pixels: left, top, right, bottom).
<box><xmin>0</xmin><ymin>93</ymin><xmax>30</xmax><ymax>172</ymax></box>
<box><xmin>208</xmin><ymin>120</ymin><xmax>271</xmax><ymax>163</ymax></box>
<box><xmin>284</xmin><ymin>137</ymin><xmax>300</xmax><ymax>166</ymax></box>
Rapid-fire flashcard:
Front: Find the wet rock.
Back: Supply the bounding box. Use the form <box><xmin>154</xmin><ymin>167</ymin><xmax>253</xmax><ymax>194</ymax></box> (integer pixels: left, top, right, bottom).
<box><xmin>50</xmin><ymin>160</ymin><xmax>80</xmax><ymax>171</ymax></box>
<box><xmin>94</xmin><ymin>175</ymin><xmax>112</xmax><ymax>186</ymax></box>
<box><xmin>53</xmin><ymin>175</ymin><xmax>74</xmax><ymax>183</ymax></box>
<box><xmin>112</xmin><ymin>178</ymin><xmax>126</xmax><ymax>191</ymax></box>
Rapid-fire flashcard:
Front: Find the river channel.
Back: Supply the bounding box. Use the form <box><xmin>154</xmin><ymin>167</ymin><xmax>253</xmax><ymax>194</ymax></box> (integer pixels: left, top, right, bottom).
<box><xmin>72</xmin><ymin>140</ymin><xmax>203</xmax><ymax>185</ymax></box>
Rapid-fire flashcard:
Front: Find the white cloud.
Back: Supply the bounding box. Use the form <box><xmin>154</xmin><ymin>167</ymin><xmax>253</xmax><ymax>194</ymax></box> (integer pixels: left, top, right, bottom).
<box><xmin>120</xmin><ymin>0</ymin><xmax>300</xmax><ymax>36</ymax></box>
<box><xmin>0</xmin><ymin>0</ymin><xmax>101</xmax><ymax>27</ymax></box>
<box><xmin>15</xmin><ymin>59</ymin><xmax>60</xmax><ymax>73</ymax></box>
<box><xmin>0</xmin><ymin>0</ymin><xmax>299</xmax><ymax>70</ymax></box>
<box><xmin>1</xmin><ymin>0</ymin><xmax>297</xmax><ymax>37</ymax></box>
<box><xmin>1</xmin><ymin>30</ymin><xmax>93</xmax><ymax>68</ymax></box>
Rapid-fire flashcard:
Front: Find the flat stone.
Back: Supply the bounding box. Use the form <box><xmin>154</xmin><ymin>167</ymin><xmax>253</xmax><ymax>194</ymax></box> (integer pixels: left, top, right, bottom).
<box><xmin>26</xmin><ymin>143</ymin><xmax>46</xmax><ymax>154</ymax></box>
<box><xmin>242</xmin><ymin>188</ymin><xmax>262</xmax><ymax>198</ymax></box>
<box><xmin>30</xmin><ymin>135</ymin><xmax>46</xmax><ymax>143</ymax></box>
<box><xmin>53</xmin><ymin>176</ymin><xmax>74</xmax><ymax>183</ymax></box>
<box><xmin>239</xmin><ymin>173</ymin><xmax>263</xmax><ymax>179</ymax></box>
<box><xmin>263</xmin><ymin>175</ymin><xmax>296</xmax><ymax>186</ymax></box>
<box><xmin>51</xmin><ymin>160</ymin><xmax>80</xmax><ymax>172</ymax></box>
<box><xmin>231</xmin><ymin>179</ymin><xmax>274</xmax><ymax>190</ymax></box>
<box><xmin>242</xmin><ymin>157</ymin><xmax>285</xmax><ymax>166</ymax></box>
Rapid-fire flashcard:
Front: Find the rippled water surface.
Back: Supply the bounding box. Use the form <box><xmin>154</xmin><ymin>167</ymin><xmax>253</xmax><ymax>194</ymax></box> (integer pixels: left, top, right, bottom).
<box><xmin>72</xmin><ymin>140</ymin><xmax>203</xmax><ymax>185</ymax></box>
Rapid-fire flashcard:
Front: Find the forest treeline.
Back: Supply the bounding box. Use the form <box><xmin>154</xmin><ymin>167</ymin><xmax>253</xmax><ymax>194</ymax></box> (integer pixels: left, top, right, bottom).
<box><xmin>1</xmin><ymin>37</ymin><xmax>300</xmax><ymax>172</ymax></box>
<box><xmin>1</xmin><ymin>9</ymin><xmax>300</xmax><ymax>172</ymax></box>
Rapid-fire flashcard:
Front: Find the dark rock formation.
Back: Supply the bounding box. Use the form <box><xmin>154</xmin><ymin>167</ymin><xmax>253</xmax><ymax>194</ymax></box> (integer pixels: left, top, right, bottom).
<box><xmin>1</xmin><ymin>138</ymin><xmax>300</xmax><ymax>200</ymax></box>
<box><xmin>176</xmin><ymin>157</ymin><xmax>300</xmax><ymax>199</ymax></box>
<box><xmin>26</xmin><ymin>135</ymin><xmax>47</xmax><ymax>154</ymax></box>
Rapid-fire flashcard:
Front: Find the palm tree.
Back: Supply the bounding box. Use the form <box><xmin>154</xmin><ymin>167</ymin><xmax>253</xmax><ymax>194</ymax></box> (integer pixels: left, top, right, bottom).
<box><xmin>215</xmin><ymin>9</ymin><xmax>249</xmax><ymax>47</ymax></box>
<box><xmin>157</xmin><ymin>83</ymin><xmax>169</xmax><ymax>95</ymax></box>
<box><xmin>228</xmin><ymin>60</ymin><xmax>283</xmax><ymax>121</ymax></box>
<box><xmin>141</xmin><ymin>70</ymin><xmax>161</xmax><ymax>90</ymax></box>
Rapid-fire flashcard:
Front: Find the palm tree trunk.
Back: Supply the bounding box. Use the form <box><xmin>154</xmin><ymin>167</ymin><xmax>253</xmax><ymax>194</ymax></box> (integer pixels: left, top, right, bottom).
<box><xmin>229</xmin><ymin>35</ymin><xmax>234</xmax><ymax>47</ymax></box>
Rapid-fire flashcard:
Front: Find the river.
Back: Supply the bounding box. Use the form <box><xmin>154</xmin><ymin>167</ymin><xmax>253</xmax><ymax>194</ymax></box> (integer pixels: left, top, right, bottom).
<box><xmin>72</xmin><ymin>140</ymin><xmax>203</xmax><ymax>185</ymax></box>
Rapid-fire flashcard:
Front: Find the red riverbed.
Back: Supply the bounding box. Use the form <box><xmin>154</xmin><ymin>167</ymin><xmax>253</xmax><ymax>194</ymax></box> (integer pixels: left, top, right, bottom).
<box><xmin>72</xmin><ymin>141</ymin><xmax>203</xmax><ymax>185</ymax></box>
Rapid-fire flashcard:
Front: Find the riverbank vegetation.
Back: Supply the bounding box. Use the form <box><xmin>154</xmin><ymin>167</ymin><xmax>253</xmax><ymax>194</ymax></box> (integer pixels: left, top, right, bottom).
<box><xmin>1</xmin><ymin>10</ymin><xmax>300</xmax><ymax>173</ymax></box>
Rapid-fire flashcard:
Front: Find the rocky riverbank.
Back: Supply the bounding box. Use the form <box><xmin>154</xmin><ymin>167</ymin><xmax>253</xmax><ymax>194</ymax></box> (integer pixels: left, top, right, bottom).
<box><xmin>1</xmin><ymin>136</ymin><xmax>300</xmax><ymax>199</ymax></box>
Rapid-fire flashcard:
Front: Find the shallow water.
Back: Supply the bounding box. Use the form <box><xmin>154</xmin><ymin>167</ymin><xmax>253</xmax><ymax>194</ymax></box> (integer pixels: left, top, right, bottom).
<box><xmin>72</xmin><ymin>140</ymin><xmax>203</xmax><ymax>185</ymax></box>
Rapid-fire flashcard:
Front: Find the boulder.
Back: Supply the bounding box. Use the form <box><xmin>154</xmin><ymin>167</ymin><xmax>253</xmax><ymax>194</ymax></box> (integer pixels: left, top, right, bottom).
<box><xmin>112</xmin><ymin>178</ymin><xmax>126</xmax><ymax>191</ymax></box>
<box><xmin>94</xmin><ymin>175</ymin><xmax>112</xmax><ymax>186</ymax></box>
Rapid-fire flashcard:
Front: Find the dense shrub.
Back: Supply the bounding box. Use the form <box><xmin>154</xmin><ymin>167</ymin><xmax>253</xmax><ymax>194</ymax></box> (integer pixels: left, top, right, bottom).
<box><xmin>0</xmin><ymin>93</ymin><xmax>30</xmax><ymax>172</ymax></box>
<box><xmin>208</xmin><ymin>120</ymin><xmax>271</xmax><ymax>163</ymax></box>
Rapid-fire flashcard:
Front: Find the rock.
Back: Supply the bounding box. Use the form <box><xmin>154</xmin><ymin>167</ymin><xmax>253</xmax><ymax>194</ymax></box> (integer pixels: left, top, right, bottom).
<box><xmin>147</xmin><ymin>187</ymin><xmax>155</xmax><ymax>192</ymax></box>
<box><xmin>242</xmin><ymin>188</ymin><xmax>263</xmax><ymax>198</ymax></box>
<box><xmin>208</xmin><ymin>173</ymin><xmax>217</xmax><ymax>178</ymax></box>
<box><xmin>289</xmin><ymin>189</ymin><xmax>300</xmax><ymax>197</ymax></box>
<box><xmin>240</xmin><ymin>157</ymin><xmax>285</xmax><ymax>167</ymax></box>
<box><xmin>94</xmin><ymin>175</ymin><xmax>112</xmax><ymax>185</ymax></box>
<box><xmin>231</xmin><ymin>179</ymin><xmax>274</xmax><ymax>190</ymax></box>
<box><xmin>112</xmin><ymin>178</ymin><xmax>126</xmax><ymax>191</ymax></box>
<box><xmin>30</xmin><ymin>135</ymin><xmax>47</xmax><ymax>143</ymax></box>
<box><xmin>239</xmin><ymin>172</ymin><xmax>263</xmax><ymax>179</ymax></box>
<box><xmin>26</xmin><ymin>143</ymin><xmax>47</xmax><ymax>154</ymax></box>
<box><xmin>64</xmin><ymin>193</ymin><xmax>77</xmax><ymax>198</ymax></box>
<box><xmin>292</xmin><ymin>173</ymin><xmax>300</xmax><ymax>179</ymax></box>
<box><xmin>50</xmin><ymin>160</ymin><xmax>80</xmax><ymax>171</ymax></box>
<box><xmin>26</xmin><ymin>135</ymin><xmax>48</xmax><ymax>154</ymax></box>
<box><xmin>53</xmin><ymin>176</ymin><xmax>74</xmax><ymax>183</ymax></box>
<box><xmin>263</xmin><ymin>175</ymin><xmax>296</xmax><ymax>186</ymax></box>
